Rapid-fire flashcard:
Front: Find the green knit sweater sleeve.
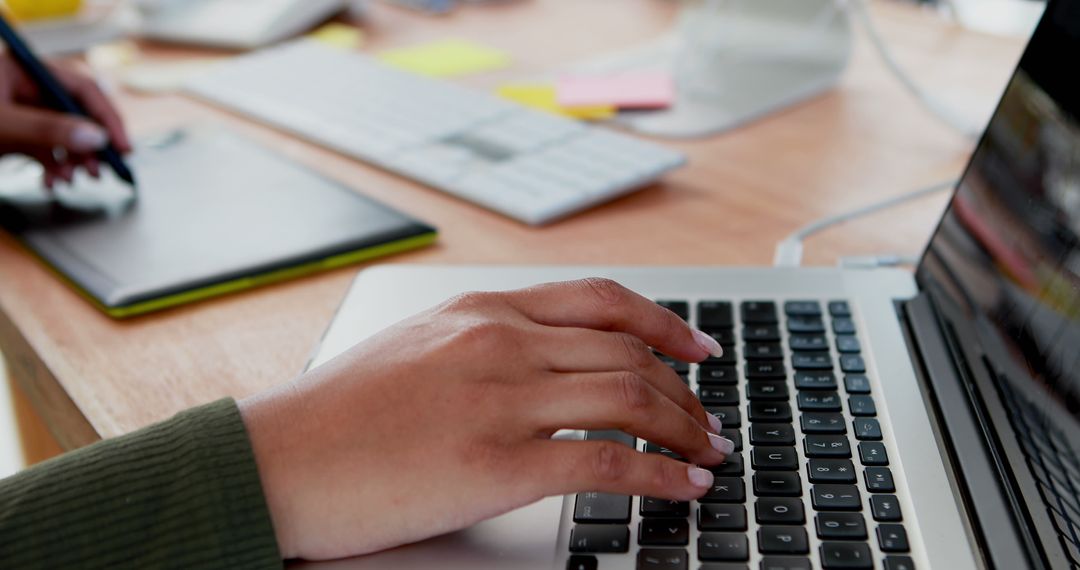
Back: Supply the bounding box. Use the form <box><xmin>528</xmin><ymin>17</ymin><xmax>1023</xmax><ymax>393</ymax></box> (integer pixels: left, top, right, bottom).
<box><xmin>0</xmin><ymin>398</ymin><xmax>282</xmax><ymax>569</ymax></box>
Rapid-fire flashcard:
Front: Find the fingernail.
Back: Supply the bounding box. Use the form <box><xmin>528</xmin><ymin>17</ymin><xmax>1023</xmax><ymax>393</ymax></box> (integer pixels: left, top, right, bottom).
<box><xmin>709</xmin><ymin>433</ymin><xmax>735</xmax><ymax>456</ymax></box>
<box><xmin>687</xmin><ymin>466</ymin><xmax>714</xmax><ymax>488</ymax></box>
<box><xmin>69</xmin><ymin>124</ymin><xmax>109</xmax><ymax>153</ymax></box>
<box><xmin>707</xmin><ymin>413</ymin><xmax>723</xmax><ymax>434</ymax></box>
<box><xmin>692</xmin><ymin>329</ymin><xmax>724</xmax><ymax>359</ymax></box>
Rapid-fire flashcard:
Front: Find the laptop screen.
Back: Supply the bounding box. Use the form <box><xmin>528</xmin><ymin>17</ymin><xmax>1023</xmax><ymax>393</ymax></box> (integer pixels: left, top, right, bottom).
<box><xmin>916</xmin><ymin>0</ymin><xmax>1080</xmax><ymax>552</ymax></box>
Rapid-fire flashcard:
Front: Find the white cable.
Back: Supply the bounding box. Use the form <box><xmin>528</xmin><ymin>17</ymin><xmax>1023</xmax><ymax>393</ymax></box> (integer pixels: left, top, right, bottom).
<box><xmin>848</xmin><ymin>0</ymin><xmax>983</xmax><ymax>139</ymax></box>
<box><xmin>773</xmin><ymin>178</ymin><xmax>958</xmax><ymax>267</ymax></box>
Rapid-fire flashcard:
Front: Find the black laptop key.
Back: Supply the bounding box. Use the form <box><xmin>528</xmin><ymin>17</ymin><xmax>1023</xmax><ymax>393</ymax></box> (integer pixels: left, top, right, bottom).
<box><xmin>707</xmin><ymin>407</ymin><xmax>742</xmax><ymax>428</ymax></box>
<box><xmin>807</xmin><ymin>459</ymin><xmax>857</xmax><ymax>484</ymax></box>
<box><xmin>858</xmin><ymin>442</ymin><xmax>888</xmax><ymax>466</ymax></box>
<box><xmin>638</xmin><ymin>518</ymin><xmax>689</xmax><ymax>546</ymax></box>
<box><xmin>839</xmin><ymin>355</ymin><xmax>866</xmax><ymax>373</ymax></box>
<box><xmin>877</xmin><ymin>524</ymin><xmax>909</xmax><ymax>552</ymax></box>
<box><xmin>585</xmin><ymin>430</ymin><xmax>636</xmax><ymax>448</ymax></box>
<box><xmin>698</xmin><ymin>301</ymin><xmax>734</xmax><ymax>329</ymax></box>
<box><xmin>843</xmin><ymin>375</ymin><xmax>871</xmax><ymax>394</ymax></box>
<box><xmin>801</xmin><ymin>413</ymin><xmax>847</xmax><ymax>434</ymax></box>
<box><xmin>804</xmin><ymin>435</ymin><xmax>851</xmax><ymax>458</ymax></box>
<box><xmin>709</xmin><ymin>453</ymin><xmax>745</xmax><ymax>476</ymax></box>
<box><xmin>758</xmin><ymin>526</ymin><xmax>809</xmax><ymax>555</ymax></box>
<box><xmin>746</xmin><ymin>361</ymin><xmax>787</xmax><ymax>379</ymax></box>
<box><xmin>569</xmin><ymin>525</ymin><xmax>630</xmax><ymax>553</ymax></box>
<box><xmin>811</xmin><ymin>485</ymin><xmax>862</xmax><ymax>511</ymax></box>
<box><xmin>574</xmin><ymin>492</ymin><xmax>631</xmax><ymax>523</ymax></box>
<box><xmin>864</xmin><ymin>467</ymin><xmax>895</xmax><ymax>493</ymax></box>
<box><xmin>741</xmin><ymin>301</ymin><xmax>778</xmax><ymax>324</ymax></box>
<box><xmin>703</xmin><ymin>347</ymin><xmax>738</xmax><ymax>366</ymax></box>
<box><xmin>848</xmin><ymin>395</ymin><xmax>876</xmax><ymax>417</ymax></box>
<box><xmin>567</xmin><ymin>554</ymin><xmax>597</xmax><ymax>570</ymax></box>
<box><xmin>700</xmin><ymin>365</ymin><xmax>739</xmax><ymax>386</ymax></box>
<box><xmin>784</xmin><ymin>300</ymin><xmax>822</xmax><ymax>316</ymax></box>
<box><xmin>871</xmin><ymin>495</ymin><xmax>903</xmax><ymax>521</ymax></box>
<box><xmin>797</xmin><ymin>391</ymin><xmax>842</xmax><ymax>412</ymax></box>
<box><xmin>882</xmin><ymin>556</ymin><xmax>916</xmax><ymax>570</ymax></box>
<box><xmin>787</xmin><ymin>316</ymin><xmax>826</xmax><ymax>334</ymax></box>
<box><xmin>853</xmin><ymin>418</ymin><xmax>882</xmax><ymax>440</ymax></box>
<box><xmin>815</xmin><ymin>512</ymin><xmax>867</xmax><ymax>540</ymax></box>
<box><xmin>743</xmin><ymin>324</ymin><xmax>781</xmax><ymax>342</ymax></box>
<box><xmin>756</xmin><ymin>497</ymin><xmax>805</xmax><ymax>524</ymax></box>
<box><xmin>705</xmin><ymin>329</ymin><xmax>736</xmax><ymax>345</ymax></box>
<box><xmin>794</xmin><ymin>371</ymin><xmax>837</xmax><ymax>390</ymax></box>
<box><xmin>819</xmin><ymin>542</ymin><xmax>872</xmax><ymax>569</ymax></box>
<box><xmin>749</xmin><ymin>402</ymin><xmax>793</xmax><ymax>423</ymax></box>
<box><xmin>752</xmin><ymin>447</ymin><xmax>799</xmax><ymax>471</ymax></box>
<box><xmin>697</xmin><ymin>565</ymin><xmax>750</xmax><ymax>570</ymax></box>
<box><xmin>750</xmin><ymin>423</ymin><xmax>796</xmax><ymax>446</ymax></box>
<box><xmin>789</xmin><ymin>334</ymin><xmax>828</xmax><ymax>351</ymax></box>
<box><xmin>700</xmin><ymin>477</ymin><xmax>746</xmax><ymax>503</ymax></box>
<box><xmin>831</xmin><ymin>318</ymin><xmax>857</xmax><ymax>335</ymax></box>
<box><xmin>698</xmin><ymin>533</ymin><xmax>749</xmax><ymax>561</ymax></box>
<box><xmin>656</xmin><ymin>300</ymin><xmax>689</xmax><ymax>320</ymax></box>
<box><xmin>640</xmin><ymin>497</ymin><xmax>689</xmax><ymax>518</ymax></box>
<box><xmin>835</xmin><ymin>335</ymin><xmax>861</xmax><ymax>353</ymax></box>
<box><xmin>698</xmin><ymin>503</ymin><xmax>747</xmax><ymax>531</ymax></box>
<box><xmin>753</xmin><ymin>471</ymin><xmax>802</xmax><ymax>497</ymax></box>
<box><xmin>828</xmin><ymin>301</ymin><xmax>851</xmax><ymax>317</ymax></box>
<box><xmin>747</xmin><ymin>382</ymin><xmax>789</xmax><ymax>401</ymax></box>
<box><xmin>745</xmin><ymin>342</ymin><xmax>784</xmax><ymax>360</ymax></box>
<box><xmin>699</xmin><ymin>386</ymin><xmax>740</xmax><ymax>406</ymax></box>
<box><xmin>759</xmin><ymin>557</ymin><xmax>812</xmax><ymax>570</ymax></box>
<box><xmin>637</xmin><ymin>548</ymin><xmax>689</xmax><ymax>570</ymax></box>
<box><xmin>721</xmin><ymin>428</ymin><xmax>743</xmax><ymax>451</ymax></box>
<box><xmin>791</xmin><ymin>352</ymin><xmax>833</xmax><ymax>371</ymax></box>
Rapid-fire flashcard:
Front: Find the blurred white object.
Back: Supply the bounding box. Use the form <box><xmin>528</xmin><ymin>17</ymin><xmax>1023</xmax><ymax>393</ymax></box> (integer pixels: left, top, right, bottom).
<box><xmin>136</xmin><ymin>0</ymin><xmax>349</xmax><ymax>49</ymax></box>
<box><xmin>16</xmin><ymin>1</ymin><xmax>135</xmax><ymax>55</ymax></box>
<box><xmin>947</xmin><ymin>0</ymin><xmax>1045</xmax><ymax>38</ymax></box>
<box><xmin>572</xmin><ymin>0</ymin><xmax>853</xmax><ymax>138</ymax></box>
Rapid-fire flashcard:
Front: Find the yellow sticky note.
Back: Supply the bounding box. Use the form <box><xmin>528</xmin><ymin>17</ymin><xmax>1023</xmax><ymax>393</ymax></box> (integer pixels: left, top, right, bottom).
<box><xmin>308</xmin><ymin>23</ymin><xmax>364</xmax><ymax>50</ymax></box>
<box><xmin>497</xmin><ymin>84</ymin><xmax>616</xmax><ymax>121</ymax></box>
<box><xmin>379</xmin><ymin>39</ymin><xmax>510</xmax><ymax>77</ymax></box>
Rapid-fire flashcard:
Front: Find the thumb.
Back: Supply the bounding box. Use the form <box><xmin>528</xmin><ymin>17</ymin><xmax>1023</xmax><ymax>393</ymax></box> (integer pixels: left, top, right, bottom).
<box><xmin>0</xmin><ymin>106</ymin><xmax>109</xmax><ymax>154</ymax></box>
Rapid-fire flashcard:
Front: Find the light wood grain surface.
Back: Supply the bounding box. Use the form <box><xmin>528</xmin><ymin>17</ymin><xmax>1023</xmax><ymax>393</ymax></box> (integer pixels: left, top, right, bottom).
<box><xmin>0</xmin><ymin>0</ymin><xmax>1026</xmax><ymax>447</ymax></box>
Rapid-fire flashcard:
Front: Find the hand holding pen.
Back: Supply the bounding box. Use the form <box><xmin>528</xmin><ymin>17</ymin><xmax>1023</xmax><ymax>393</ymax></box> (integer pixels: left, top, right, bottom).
<box><xmin>0</xmin><ymin>14</ymin><xmax>134</xmax><ymax>190</ymax></box>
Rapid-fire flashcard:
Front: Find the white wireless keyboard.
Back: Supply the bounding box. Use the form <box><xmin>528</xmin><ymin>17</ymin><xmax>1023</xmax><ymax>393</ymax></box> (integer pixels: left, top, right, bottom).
<box><xmin>184</xmin><ymin>41</ymin><xmax>686</xmax><ymax>225</ymax></box>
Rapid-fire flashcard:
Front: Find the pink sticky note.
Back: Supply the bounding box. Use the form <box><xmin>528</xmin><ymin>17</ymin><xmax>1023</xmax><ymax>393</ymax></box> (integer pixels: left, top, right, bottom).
<box><xmin>556</xmin><ymin>71</ymin><xmax>675</xmax><ymax>110</ymax></box>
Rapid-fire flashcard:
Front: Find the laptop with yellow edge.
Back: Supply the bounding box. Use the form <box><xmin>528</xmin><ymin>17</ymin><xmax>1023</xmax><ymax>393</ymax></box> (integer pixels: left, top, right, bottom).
<box><xmin>0</xmin><ymin>126</ymin><xmax>436</xmax><ymax>318</ymax></box>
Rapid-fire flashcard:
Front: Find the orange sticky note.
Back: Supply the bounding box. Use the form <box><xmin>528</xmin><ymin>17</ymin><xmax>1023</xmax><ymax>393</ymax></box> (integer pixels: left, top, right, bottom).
<box><xmin>556</xmin><ymin>71</ymin><xmax>675</xmax><ymax>109</ymax></box>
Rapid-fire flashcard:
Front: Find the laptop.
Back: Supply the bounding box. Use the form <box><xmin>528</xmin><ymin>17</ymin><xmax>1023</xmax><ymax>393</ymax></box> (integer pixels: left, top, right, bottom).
<box><xmin>297</xmin><ymin>2</ymin><xmax>1080</xmax><ymax>569</ymax></box>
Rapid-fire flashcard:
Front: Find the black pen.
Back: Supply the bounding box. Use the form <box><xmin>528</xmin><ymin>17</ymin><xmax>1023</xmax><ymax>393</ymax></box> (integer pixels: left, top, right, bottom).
<box><xmin>0</xmin><ymin>12</ymin><xmax>136</xmax><ymax>189</ymax></box>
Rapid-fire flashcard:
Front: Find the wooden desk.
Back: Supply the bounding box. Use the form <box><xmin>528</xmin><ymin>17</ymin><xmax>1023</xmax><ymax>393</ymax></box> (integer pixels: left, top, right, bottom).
<box><xmin>0</xmin><ymin>0</ymin><xmax>1025</xmax><ymax>451</ymax></box>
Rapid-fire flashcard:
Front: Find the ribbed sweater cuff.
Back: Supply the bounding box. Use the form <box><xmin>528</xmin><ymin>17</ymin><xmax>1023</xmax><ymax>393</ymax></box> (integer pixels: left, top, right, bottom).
<box><xmin>0</xmin><ymin>398</ymin><xmax>282</xmax><ymax>569</ymax></box>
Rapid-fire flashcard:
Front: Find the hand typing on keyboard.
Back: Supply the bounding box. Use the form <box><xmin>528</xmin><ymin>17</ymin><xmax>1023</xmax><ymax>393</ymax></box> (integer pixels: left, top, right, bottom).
<box><xmin>239</xmin><ymin>278</ymin><xmax>736</xmax><ymax>561</ymax></box>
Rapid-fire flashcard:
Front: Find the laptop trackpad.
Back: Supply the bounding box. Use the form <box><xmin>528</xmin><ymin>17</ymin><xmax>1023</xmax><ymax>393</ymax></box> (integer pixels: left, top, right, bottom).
<box><xmin>291</xmin><ymin>495</ymin><xmax>564</xmax><ymax>570</ymax></box>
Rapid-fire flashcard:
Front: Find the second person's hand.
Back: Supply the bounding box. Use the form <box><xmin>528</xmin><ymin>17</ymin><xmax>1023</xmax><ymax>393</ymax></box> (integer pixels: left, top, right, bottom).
<box><xmin>240</xmin><ymin>278</ymin><xmax>735</xmax><ymax>561</ymax></box>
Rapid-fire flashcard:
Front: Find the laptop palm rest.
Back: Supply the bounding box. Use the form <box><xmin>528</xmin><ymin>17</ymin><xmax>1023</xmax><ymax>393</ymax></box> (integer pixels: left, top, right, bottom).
<box><xmin>292</xmin><ymin>495</ymin><xmax>564</xmax><ymax>570</ymax></box>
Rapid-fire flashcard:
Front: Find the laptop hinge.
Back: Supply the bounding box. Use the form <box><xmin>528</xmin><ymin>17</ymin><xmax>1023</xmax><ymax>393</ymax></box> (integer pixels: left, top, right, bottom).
<box><xmin>898</xmin><ymin>292</ymin><xmax>1046</xmax><ymax>570</ymax></box>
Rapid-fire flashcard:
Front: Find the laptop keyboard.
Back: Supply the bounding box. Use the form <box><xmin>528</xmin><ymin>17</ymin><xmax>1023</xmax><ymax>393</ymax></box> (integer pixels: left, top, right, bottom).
<box><xmin>996</xmin><ymin>376</ymin><xmax>1080</xmax><ymax>566</ymax></box>
<box><xmin>563</xmin><ymin>299</ymin><xmax>918</xmax><ymax>570</ymax></box>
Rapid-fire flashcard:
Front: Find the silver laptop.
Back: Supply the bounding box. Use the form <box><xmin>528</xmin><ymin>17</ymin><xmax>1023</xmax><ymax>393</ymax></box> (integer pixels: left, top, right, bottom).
<box><xmin>297</xmin><ymin>3</ymin><xmax>1080</xmax><ymax>569</ymax></box>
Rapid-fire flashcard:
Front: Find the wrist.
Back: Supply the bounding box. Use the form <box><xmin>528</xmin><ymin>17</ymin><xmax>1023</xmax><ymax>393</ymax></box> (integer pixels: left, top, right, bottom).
<box><xmin>238</xmin><ymin>387</ymin><xmax>303</xmax><ymax>559</ymax></box>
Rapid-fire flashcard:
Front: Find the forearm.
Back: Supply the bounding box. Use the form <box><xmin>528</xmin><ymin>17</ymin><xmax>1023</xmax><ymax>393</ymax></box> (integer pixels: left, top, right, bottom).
<box><xmin>0</xmin><ymin>398</ymin><xmax>281</xmax><ymax>569</ymax></box>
